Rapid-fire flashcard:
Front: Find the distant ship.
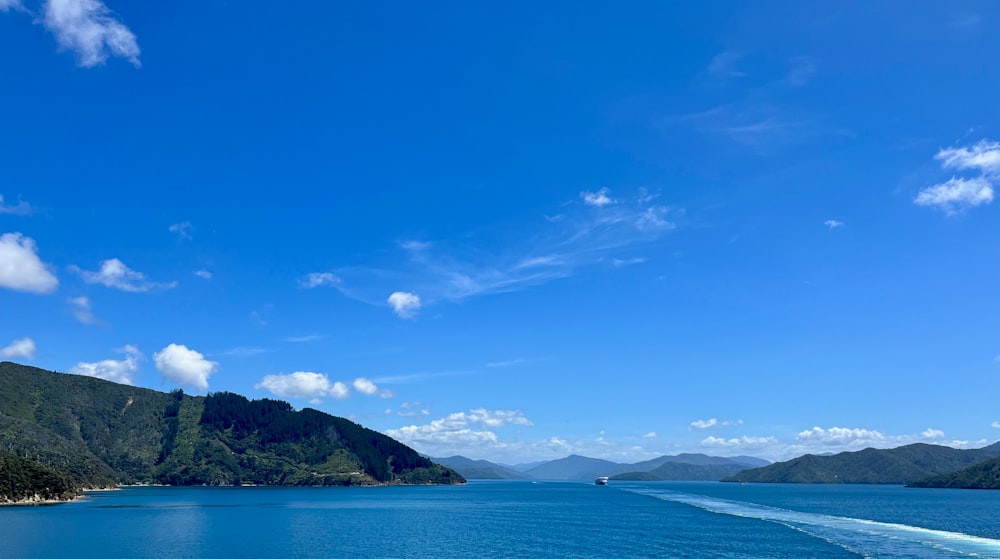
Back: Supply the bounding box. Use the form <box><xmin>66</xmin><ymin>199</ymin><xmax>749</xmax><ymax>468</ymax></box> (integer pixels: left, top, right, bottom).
<box><xmin>595</xmin><ymin>476</ymin><xmax>609</xmax><ymax>486</ymax></box>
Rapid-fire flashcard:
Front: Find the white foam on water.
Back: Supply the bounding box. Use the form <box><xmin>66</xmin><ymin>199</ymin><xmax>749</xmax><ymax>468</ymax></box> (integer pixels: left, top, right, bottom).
<box><xmin>627</xmin><ymin>488</ymin><xmax>1000</xmax><ymax>559</ymax></box>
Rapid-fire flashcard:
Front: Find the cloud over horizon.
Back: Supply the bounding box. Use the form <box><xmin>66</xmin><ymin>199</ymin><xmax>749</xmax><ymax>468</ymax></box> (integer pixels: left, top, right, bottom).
<box><xmin>0</xmin><ymin>337</ymin><xmax>37</xmax><ymax>359</ymax></box>
<box><xmin>154</xmin><ymin>343</ymin><xmax>217</xmax><ymax>390</ymax></box>
<box><xmin>255</xmin><ymin>371</ymin><xmax>349</xmax><ymax>400</ymax></box>
<box><xmin>69</xmin><ymin>345</ymin><xmax>141</xmax><ymax>385</ymax></box>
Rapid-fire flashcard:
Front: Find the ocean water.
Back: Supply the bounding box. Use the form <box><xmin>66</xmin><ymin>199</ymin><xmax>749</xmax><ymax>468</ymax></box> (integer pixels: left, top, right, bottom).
<box><xmin>2</xmin><ymin>481</ymin><xmax>999</xmax><ymax>558</ymax></box>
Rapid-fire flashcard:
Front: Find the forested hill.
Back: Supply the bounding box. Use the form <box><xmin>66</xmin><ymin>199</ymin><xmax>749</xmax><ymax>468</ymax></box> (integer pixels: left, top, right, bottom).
<box><xmin>0</xmin><ymin>361</ymin><xmax>463</xmax><ymax>500</ymax></box>
<box><xmin>723</xmin><ymin>443</ymin><xmax>1000</xmax><ymax>484</ymax></box>
<box><xmin>907</xmin><ymin>456</ymin><xmax>1000</xmax><ymax>489</ymax></box>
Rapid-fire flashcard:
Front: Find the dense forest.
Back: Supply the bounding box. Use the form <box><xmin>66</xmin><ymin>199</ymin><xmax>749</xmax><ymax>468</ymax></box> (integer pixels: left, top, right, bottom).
<box><xmin>0</xmin><ymin>362</ymin><xmax>463</xmax><ymax>502</ymax></box>
<box><xmin>907</xmin><ymin>456</ymin><xmax>1000</xmax><ymax>489</ymax></box>
<box><xmin>723</xmin><ymin>443</ymin><xmax>1000</xmax><ymax>484</ymax></box>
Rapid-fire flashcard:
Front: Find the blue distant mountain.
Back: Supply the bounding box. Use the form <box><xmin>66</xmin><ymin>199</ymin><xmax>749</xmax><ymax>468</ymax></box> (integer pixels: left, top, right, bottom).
<box><xmin>432</xmin><ymin>456</ymin><xmax>528</xmax><ymax>479</ymax></box>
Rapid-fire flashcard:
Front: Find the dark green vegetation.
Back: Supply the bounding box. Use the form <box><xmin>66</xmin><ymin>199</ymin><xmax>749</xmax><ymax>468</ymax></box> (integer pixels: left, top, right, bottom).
<box><xmin>908</xmin><ymin>456</ymin><xmax>1000</xmax><ymax>489</ymax></box>
<box><xmin>724</xmin><ymin>443</ymin><xmax>1000</xmax><ymax>485</ymax></box>
<box><xmin>612</xmin><ymin>461</ymin><xmax>747</xmax><ymax>481</ymax></box>
<box><xmin>0</xmin><ymin>362</ymin><xmax>463</xmax><ymax>502</ymax></box>
<box><xmin>0</xmin><ymin>450</ymin><xmax>81</xmax><ymax>504</ymax></box>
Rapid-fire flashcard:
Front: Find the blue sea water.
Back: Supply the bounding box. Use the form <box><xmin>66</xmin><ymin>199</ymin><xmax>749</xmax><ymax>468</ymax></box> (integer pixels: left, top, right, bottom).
<box><xmin>2</xmin><ymin>481</ymin><xmax>999</xmax><ymax>558</ymax></box>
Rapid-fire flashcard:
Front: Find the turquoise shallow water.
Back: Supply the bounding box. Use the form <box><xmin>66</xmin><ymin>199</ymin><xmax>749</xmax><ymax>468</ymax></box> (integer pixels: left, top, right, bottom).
<box><xmin>2</xmin><ymin>481</ymin><xmax>998</xmax><ymax>558</ymax></box>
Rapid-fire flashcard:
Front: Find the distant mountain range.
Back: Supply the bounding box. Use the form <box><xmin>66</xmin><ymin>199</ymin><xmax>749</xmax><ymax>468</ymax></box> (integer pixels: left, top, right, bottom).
<box><xmin>432</xmin><ymin>456</ymin><xmax>528</xmax><ymax>479</ymax></box>
<box><xmin>723</xmin><ymin>443</ymin><xmax>1000</xmax><ymax>485</ymax></box>
<box><xmin>0</xmin><ymin>362</ymin><xmax>463</xmax><ymax>503</ymax></box>
<box><xmin>434</xmin><ymin>453</ymin><xmax>770</xmax><ymax>481</ymax></box>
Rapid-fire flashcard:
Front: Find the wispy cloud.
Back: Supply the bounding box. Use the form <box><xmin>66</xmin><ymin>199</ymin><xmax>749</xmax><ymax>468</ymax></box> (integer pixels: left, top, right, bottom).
<box><xmin>0</xmin><ymin>194</ymin><xmax>33</xmax><ymax>215</ymax></box>
<box><xmin>71</xmin><ymin>258</ymin><xmax>176</xmax><ymax>292</ymax></box>
<box><xmin>641</xmin><ymin>431</ymin><xmax>657</xmax><ymax>439</ymax></box>
<box><xmin>328</xmin><ymin>189</ymin><xmax>679</xmax><ymax>313</ymax></box>
<box><xmin>216</xmin><ymin>346</ymin><xmax>268</xmax><ymax>357</ymax></box>
<box><xmin>690</xmin><ymin>418</ymin><xmax>743</xmax><ymax>430</ymax></box>
<box><xmin>298</xmin><ymin>272</ymin><xmax>340</xmax><ymax>289</ymax></box>
<box><xmin>0</xmin><ymin>337</ymin><xmax>36</xmax><ymax>360</ymax></box>
<box><xmin>581</xmin><ymin>187</ymin><xmax>614</xmax><ymax>207</ymax></box>
<box><xmin>915</xmin><ymin>140</ymin><xmax>999</xmax><ymax>214</ymax></box>
<box><xmin>824</xmin><ymin>219</ymin><xmax>844</xmax><ymax>229</ymax></box>
<box><xmin>68</xmin><ymin>295</ymin><xmax>100</xmax><ymax>324</ymax></box>
<box><xmin>785</xmin><ymin>57</ymin><xmax>817</xmax><ymax>88</ymax></box>
<box><xmin>44</xmin><ymin>0</ymin><xmax>140</xmax><ymax>67</ymax></box>
<box><xmin>194</xmin><ymin>269</ymin><xmax>212</xmax><ymax>280</ymax></box>
<box><xmin>168</xmin><ymin>222</ymin><xmax>193</xmax><ymax>240</ymax></box>
<box><xmin>706</xmin><ymin>51</ymin><xmax>745</xmax><ymax>79</ymax></box>
<box><xmin>612</xmin><ymin>257</ymin><xmax>646</xmax><ymax>267</ymax></box>
<box><xmin>992</xmin><ymin>421</ymin><xmax>1000</xmax><ymax>429</ymax></box>
<box><xmin>485</xmin><ymin>357</ymin><xmax>527</xmax><ymax>368</ymax></box>
<box><xmin>286</xmin><ymin>334</ymin><xmax>323</xmax><ymax>343</ymax></box>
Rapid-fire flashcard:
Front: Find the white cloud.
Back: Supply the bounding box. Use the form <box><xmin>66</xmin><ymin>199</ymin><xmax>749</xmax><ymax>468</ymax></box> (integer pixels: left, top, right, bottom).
<box><xmin>0</xmin><ymin>1</ymin><xmax>23</xmax><ymax>11</ymax></box>
<box><xmin>194</xmin><ymin>269</ymin><xmax>212</xmax><ymax>280</ymax></box>
<box><xmin>921</xmin><ymin>428</ymin><xmax>945</xmax><ymax>439</ymax></box>
<box><xmin>0</xmin><ymin>233</ymin><xmax>58</xmax><ymax>293</ymax></box>
<box><xmin>387</xmin><ymin>291</ymin><xmax>421</xmax><ymax>318</ymax></box>
<box><xmin>796</xmin><ymin>426</ymin><xmax>887</xmax><ymax>445</ymax></box>
<box><xmin>824</xmin><ymin>219</ymin><xmax>844</xmax><ymax>229</ymax></box>
<box><xmin>701</xmin><ymin>435</ymin><xmax>778</xmax><ymax>449</ymax></box>
<box><xmin>485</xmin><ymin>357</ymin><xmax>526</xmax><ymax>368</ymax></box>
<box><xmin>916</xmin><ymin>140</ymin><xmax>1000</xmax><ymax>214</ymax></box>
<box><xmin>581</xmin><ymin>187</ymin><xmax>614</xmax><ymax>207</ymax></box>
<box><xmin>0</xmin><ymin>195</ymin><xmax>33</xmax><ymax>215</ymax></box>
<box><xmin>992</xmin><ymin>421</ymin><xmax>1000</xmax><ymax>429</ymax></box>
<box><xmin>153</xmin><ymin>343</ymin><xmax>218</xmax><ymax>391</ymax></box>
<box><xmin>69</xmin><ymin>345</ymin><xmax>141</xmax><ymax>385</ymax></box>
<box><xmin>385</xmin><ymin>408</ymin><xmax>533</xmax><ymax>455</ymax></box>
<box><xmin>690</xmin><ymin>418</ymin><xmax>742</xmax><ymax>430</ymax></box>
<box><xmin>641</xmin><ymin>431</ymin><xmax>657</xmax><ymax>439</ymax></box>
<box><xmin>914</xmin><ymin>177</ymin><xmax>993</xmax><ymax>214</ymax></box>
<box><xmin>298</xmin><ymin>272</ymin><xmax>340</xmax><ymax>289</ymax></box>
<box><xmin>168</xmin><ymin>222</ymin><xmax>193</xmax><ymax>240</ymax></box>
<box><xmin>0</xmin><ymin>337</ymin><xmax>36</xmax><ymax>359</ymax></box>
<box><xmin>936</xmin><ymin>140</ymin><xmax>1000</xmax><ymax>174</ymax></box>
<box><xmin>71</xmin><ymin>258</ymin><xmax>176</xmax><ymax>292</ymax></box>
<box><xmin>397</xmin><ymin>401</ymin><xmax>431</xmax><ymax>418</ymax></box>
<box><xmin>352</xmin><ymin>377</ymin><xmax>378</xmax><ymax>396</ymax></box>
<box><xmin>636</xmin><ymin>206</ymin><xmax>675</xmax><ymax>231</ymax></box>
<box><xmin>68</xmin><ymin>296</ymin><xmax>98</xmax><ymax>324</ymax></box>
<box><xmin>43</xmin><ymin>0</ymin><xmax>140</xmax><ymax>68</ymax></box>
<box><xmin>255</xmin><ymin>371</ymin><xmax>349</xmax><ymax>400</ymax></box>
<box><xmin>691</xmin><ymin>418</ymin><xmax>718</xmax><ymax>429</ymax></box>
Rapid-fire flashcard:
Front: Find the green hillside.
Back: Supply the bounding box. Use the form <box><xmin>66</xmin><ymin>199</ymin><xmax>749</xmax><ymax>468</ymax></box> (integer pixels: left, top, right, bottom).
<box><xmin>723</xmin><ymin>443</ymin><xmax>1000</xmax><ymax>484</ymax></box>
<box><xmin>0</xmin><ymin>450</ymin><xmax>81</xmax><ymax>504</ymax></box>
<box><xmin>0</xmin><ymin>362</ymin><xmax>463</xmax><ymax>500</ymax></box>
<box><xmin>908</xmin><ymin>456</ymin><xmax>1000</xmax><ymax>489</ymax></box>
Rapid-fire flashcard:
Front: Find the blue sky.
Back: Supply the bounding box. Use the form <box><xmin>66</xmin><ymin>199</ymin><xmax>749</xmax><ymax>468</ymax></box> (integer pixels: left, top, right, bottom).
<box><xmin>2</xmin><ymin>1</ymin><xmax>999</xmax><ymax>463</ymax></box>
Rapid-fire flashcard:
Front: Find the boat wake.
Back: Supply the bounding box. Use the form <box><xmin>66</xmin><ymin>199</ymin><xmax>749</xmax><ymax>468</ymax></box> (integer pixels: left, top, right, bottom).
<box><xmin>626</xmin><ymin>488</ymin><xmax>1000</xmax><ymax>559</ymax></box>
